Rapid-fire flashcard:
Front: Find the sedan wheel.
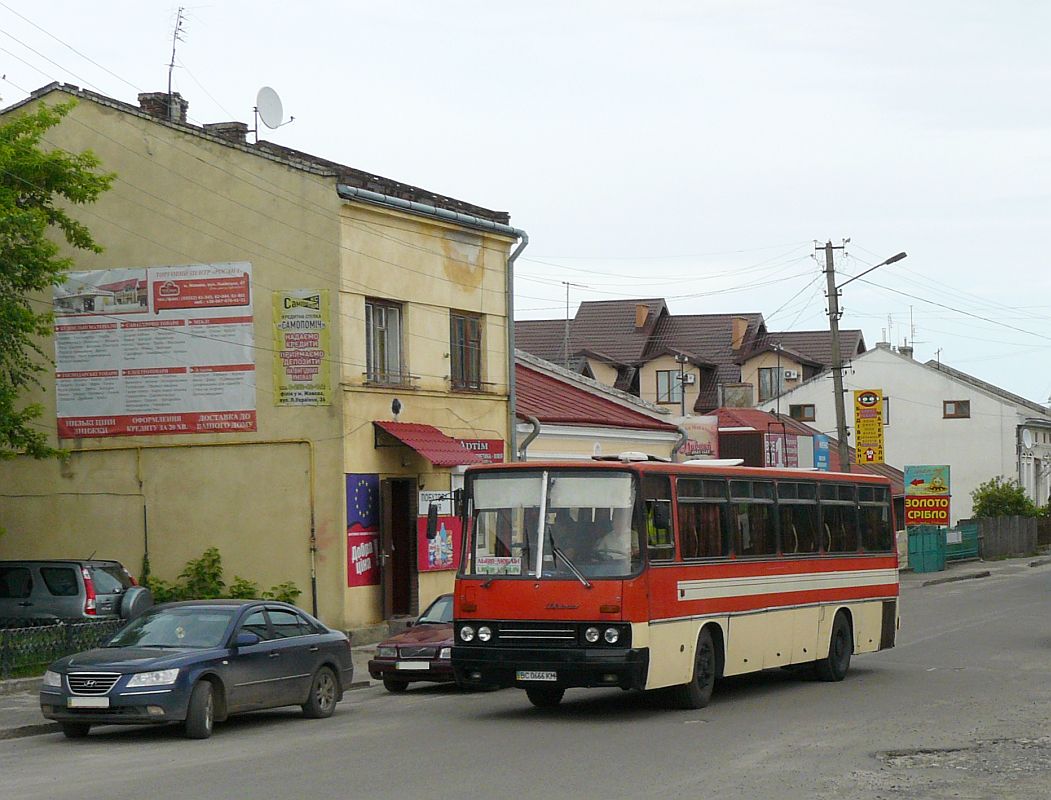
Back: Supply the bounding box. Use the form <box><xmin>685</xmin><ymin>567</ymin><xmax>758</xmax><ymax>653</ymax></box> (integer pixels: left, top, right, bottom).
<box><xmin>60</xmin><ymin>722</ymin><xmax>91</xmax><ymax>739</ymax></box>
<box><xmin>184</xmin><ymin>680</ymin><xmax>215</xmax><ymax>739</ymax></box>
<box><xmin>302</xmin><ymin>666</ymin><xmax>338</xmax><ymax>718</ymax></box>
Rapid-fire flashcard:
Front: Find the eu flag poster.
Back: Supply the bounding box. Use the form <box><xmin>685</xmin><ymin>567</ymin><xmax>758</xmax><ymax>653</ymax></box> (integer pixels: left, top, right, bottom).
<box><xmin>346</xmin><ymin>474</ymin><xmax>380</xmax><ymax>587</ymax></box>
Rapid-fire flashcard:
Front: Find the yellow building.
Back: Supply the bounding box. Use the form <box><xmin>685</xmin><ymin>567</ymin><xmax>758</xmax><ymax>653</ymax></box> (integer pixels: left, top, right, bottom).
<box><xmin>0</xmin><ymin>84</ymin><xmax>526</xmax><ymax>635</ymax></box>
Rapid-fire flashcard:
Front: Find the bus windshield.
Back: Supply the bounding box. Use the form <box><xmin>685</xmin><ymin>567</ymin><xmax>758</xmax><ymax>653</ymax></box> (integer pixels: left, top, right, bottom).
<box><xmin>463</xmin><ymin>469</ymin><xmax>642</xmax><ymax>580</ymax></box>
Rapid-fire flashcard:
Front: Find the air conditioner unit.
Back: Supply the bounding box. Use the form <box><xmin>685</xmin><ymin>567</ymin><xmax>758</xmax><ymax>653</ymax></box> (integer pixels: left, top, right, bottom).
<box><xmin>783</xmin><ymin>369</ymin><xmax>800</xmax><ymax>380</ymax></box>
<box><xmin>681</xmin><ymin>373</ymin><xmax>696</xmax><ymax>385</ymax></box>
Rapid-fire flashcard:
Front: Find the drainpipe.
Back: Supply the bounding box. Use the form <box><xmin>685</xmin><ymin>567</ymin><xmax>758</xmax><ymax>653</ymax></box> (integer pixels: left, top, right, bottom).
<box><xmin>518</xmin><ymin>416</ymin><xmax>541</xmax><ymax>460</ymax></box>
<box><xmin>336</xmin><ymin>185</ymin><xmax>528</xmax><ymax>462</ymax></box>
<box><xmin>671</xmin><ymin>425</ymin><xmax>690</xmax><ymax>459</ymax></box>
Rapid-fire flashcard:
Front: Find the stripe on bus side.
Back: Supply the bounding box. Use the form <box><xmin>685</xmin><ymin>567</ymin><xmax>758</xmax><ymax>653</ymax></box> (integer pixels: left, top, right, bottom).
<box><xmin>678</xmin><ymin>568</ymin><xmax>900</xmax><ymax>601</ymax></box>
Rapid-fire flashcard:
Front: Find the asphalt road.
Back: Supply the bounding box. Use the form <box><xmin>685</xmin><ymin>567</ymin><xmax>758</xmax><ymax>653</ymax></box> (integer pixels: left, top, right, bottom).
<box><xmin>3</xmin><ymin>561</ymin><xmax>1050</xmax><ymax>800</ymax></box>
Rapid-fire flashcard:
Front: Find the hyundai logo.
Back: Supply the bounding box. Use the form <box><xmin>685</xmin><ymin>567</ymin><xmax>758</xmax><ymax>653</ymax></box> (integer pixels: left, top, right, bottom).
<box><xmin>84</xmin><ymin>680</ymin><xmax>97</xmax><ymax>687</ymax></box>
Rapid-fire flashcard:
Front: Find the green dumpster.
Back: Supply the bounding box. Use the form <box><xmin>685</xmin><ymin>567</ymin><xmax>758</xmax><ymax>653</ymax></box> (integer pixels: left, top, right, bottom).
<box><xmin>907</xmin><ymin>525</ymin><xmax>947</xmax><ymax>572</ymax></box>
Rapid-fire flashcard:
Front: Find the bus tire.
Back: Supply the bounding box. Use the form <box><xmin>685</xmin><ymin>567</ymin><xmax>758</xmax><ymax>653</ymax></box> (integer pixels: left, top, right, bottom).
<box><xmin>526</xmin><ymin>686</ymin><xmax>565</xmax><ymax>708</ymax></box>
<box><xmin>672</xmin><ymin>627</ymin><xmax>716</xmax><ymax>709</ymax></box>
<box><xmin>815</xmin><ymin>611</ymin><xmax>852</xmax><ymax>682</ymax></box>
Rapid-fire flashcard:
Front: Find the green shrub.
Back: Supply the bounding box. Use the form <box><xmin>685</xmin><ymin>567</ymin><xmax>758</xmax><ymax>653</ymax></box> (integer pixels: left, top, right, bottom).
<box><xmin>228</xmin><ymin>577</ymin><xmax>260</xmax><ymax>599</ymax></box>
<box><xmin>142</xmin><ymin>548</ymin><xmax>301</xmax><ymax>606</ymax></box>
<box><xmin>971</xmin><ymin>476</ymin><xmax>1038</xmax><ymax>518</ymax></box>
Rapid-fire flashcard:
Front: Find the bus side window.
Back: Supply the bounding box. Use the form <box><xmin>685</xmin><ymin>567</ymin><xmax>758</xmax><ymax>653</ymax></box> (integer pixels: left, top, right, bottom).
<box><xmin>643</xmin><ymin>474</ymin><xmax>674</xmax><ymax>561</ymax></box>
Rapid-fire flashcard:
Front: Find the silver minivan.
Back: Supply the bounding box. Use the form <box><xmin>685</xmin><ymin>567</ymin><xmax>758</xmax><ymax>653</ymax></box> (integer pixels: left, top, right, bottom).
<box><xmin>0</xmin><ymin>560</ymin><xmax>152</xmax><ymax>622</ymax></box>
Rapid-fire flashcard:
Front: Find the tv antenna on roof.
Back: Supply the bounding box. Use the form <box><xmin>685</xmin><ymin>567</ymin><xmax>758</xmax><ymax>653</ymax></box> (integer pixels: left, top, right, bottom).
<box><xmin>252</xmin><ymin>86</ymin><xmax>294</xmax><ymax>142</ymax></box>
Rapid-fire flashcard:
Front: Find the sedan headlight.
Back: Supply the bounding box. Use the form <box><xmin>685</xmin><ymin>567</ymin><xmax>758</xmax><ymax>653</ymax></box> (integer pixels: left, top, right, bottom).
<box><xmin>584</xmin><ymin>627</ymin><xmax>600</xmax><ymax>644</ymax></box>
<box><xmin>439</xmin><ymin>647</ymin><xmax>452</xmax><ymax>660</ymax></box>
<box><xmin>460</xmin><ymin>625</ymin><xmax>475</xmax><ymax>642</ymax></box>
<box><xmin>42</xmin><ymin>670</ymin><xmax>62</xmax><ymax>688</ymax></box>
<box><xmin>604</xmin><ymin>627</ymin><xmax>620</xmax><ymax>644</ymax></box>
<box><xmin>377</xmin><ymin>646</ymin><xmax>397</xmax><ymax>658</ymax></box>
<box><xmin>127</xmin><ymin>668</ymin><xmax>180</xmax><ymax>687</ymax></box>
<box><xmin>477</xmin><ymin>626</ymin><xmax>492</xmax><ymax>642</ymax></box>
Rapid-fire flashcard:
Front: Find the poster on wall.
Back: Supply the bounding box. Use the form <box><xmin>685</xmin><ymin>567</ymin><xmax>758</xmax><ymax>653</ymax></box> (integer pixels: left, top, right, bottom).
<box><xmin>764</xmin><ymin>433</ymin><xmax>799</xmax><ymax>468</ymax></box>
<box><xmin>416</xmin><ymin>516</ymin><xmax>463</xmax><ymax>572</ymax></box>
<box><xmin>456</xmin><ymin>438</ymin><xmax>505</xmax><ymax>464</ymax></box>
<box><xmin>52</xmin><ymin>263</ymin><xmax>256</xmax><ymax>437</ymax></box>
<box><xmin>272</xmin><ymin>289</ymin><xmax>331</xmax><ymax>406</ymax></box>
<box><xmin>813</xmin><ymin>434</ymin><xmax>830</xmax><ymax>471</ymax></box>
<box><xmin>347</xmin><ymin>474</ymin><xmax>381</xmax><ymax>587</ymax></box>
<box><xmin>676</xmin><ymin>415</ymin><xmax>719</xmax><ymax>460</ymax></box>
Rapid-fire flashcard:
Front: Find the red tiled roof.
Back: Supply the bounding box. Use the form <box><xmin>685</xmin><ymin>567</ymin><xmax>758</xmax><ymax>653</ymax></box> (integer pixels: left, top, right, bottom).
<box><xmin>372</xmin><ymin>421</ymin><xmax>483</xmax><ymax>466</ymax></box>
<box><xmin>515</xmin><ymin>364</ymin><xmax>679</xmax><ymax>431</ymax></box>
<box><xmin>711</xmin><ymin>407</ymin><xmax>904</xmax><ymax>495</ymax></box>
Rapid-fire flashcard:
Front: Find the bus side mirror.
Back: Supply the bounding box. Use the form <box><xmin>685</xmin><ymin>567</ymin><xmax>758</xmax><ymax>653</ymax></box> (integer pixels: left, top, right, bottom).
<box><xmin>426</xmin><ymin>503</ymin><xmax>439</xmax><ymax>539</ymax></box>
<box><xmin>652</xmin><ymin>503</ymin><xmax>671</xmax><ymax>529</ymax></box>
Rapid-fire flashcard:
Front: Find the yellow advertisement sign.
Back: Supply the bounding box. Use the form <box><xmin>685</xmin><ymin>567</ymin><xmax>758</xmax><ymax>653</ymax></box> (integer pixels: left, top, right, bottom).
<box><xmin>273</xmin><ymin>289</ymin><xmax>331</xmax><ymax>406</ymax></box>
<box><xmin>854</xmin><ymin>388</ymin><xmax>884</xmax><ymax>465</ymax></box>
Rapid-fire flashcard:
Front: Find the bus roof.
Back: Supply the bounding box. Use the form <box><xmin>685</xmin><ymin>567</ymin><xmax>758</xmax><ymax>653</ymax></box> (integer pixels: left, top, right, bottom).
<box><xmin>465</xmin><ymin>460</ymin><xmax>893</xmax><ymax>485</ymax></box>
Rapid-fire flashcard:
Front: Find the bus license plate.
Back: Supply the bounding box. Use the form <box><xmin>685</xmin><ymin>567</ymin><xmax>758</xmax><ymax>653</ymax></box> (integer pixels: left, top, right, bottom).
<box><xmin>516</xmin><ymin>670</ymin><xmax>557</xmax><ymax>682</ymax></box>
<box><xmin>67</xmin><ymin>697</ymin><xmax>109</xmax><ymax>708</ymax></box>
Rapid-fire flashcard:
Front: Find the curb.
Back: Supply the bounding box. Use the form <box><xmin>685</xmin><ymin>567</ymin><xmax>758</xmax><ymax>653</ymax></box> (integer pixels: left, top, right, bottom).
<box><xmin>0</xmin><ymin>677</ymin><xmax>40</xmax><ymax>696</ymax></box>
<box><xmin>1029</xmin><ymin>557</ymin><xmax>1051</xmax><ymax>568</ymax></box>
<box><xmin>0</xmin><ymin>722</ymin><xmax>58</xmax><ymax>741</ymax></box>
<box><xmin>922</xmin><ymin>570</ymin><xmax>991</xmax><ymax>587</ymax></box>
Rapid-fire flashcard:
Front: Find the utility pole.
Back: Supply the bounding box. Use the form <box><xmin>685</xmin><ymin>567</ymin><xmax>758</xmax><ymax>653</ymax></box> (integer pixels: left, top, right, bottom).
<box><xmin>822</xmin><ymin>241</ymin><xmax>851</xmax><ymax>473</ymax></box>
<box><xmin>821</xmin><ymin>242</ymin><xmax>908</xmax><ymax>473</ymax></box>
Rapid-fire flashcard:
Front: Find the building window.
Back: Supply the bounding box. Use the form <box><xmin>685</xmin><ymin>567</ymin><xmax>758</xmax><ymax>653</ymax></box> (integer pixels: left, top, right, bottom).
<box><xmin>365</xmin><ymin>299</ymin><xmax>403</xmax><ymax>384</ymax></box>
<box><xmin>656</xmin><ymin>370</ymin><xmax>682</xmax><ymax>404</ymax></box>
<box><xmin>450</xmin><ymin>311</ymin><xmax>482</xmax><ymax>390</ymax></box>
<box><xmin>789</xmin><ymin>404</ymin><xmax>816</xmax><ymax>422</ymax></box>
<box><xmin>758</xmin><ymin>367</ymin><xmax>784</xmax><ymax>402</ymax></box>
<box><xmin>943</xmin><ymin>400</ymin><xmax>970</xmax><ymax>419</ymax></box>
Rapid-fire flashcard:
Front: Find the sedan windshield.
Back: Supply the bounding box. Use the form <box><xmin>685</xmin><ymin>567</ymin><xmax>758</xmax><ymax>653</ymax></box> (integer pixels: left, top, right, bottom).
<box><xmin>463</xmin><ymin>469</ymin><xmax>642</xmax><ymax>580</ymax></box>
<box><xmin>108</xmin><ymin>607</ymin><xmax>238</xmax><ymax>649</ymax></box>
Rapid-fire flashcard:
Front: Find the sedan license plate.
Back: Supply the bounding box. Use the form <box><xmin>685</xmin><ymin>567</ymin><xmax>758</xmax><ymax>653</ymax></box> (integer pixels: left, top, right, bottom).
<box><xmin>516</xmin><ymin>670</ymin><xmax>557</xmax><ymax>682</ymax></box>
<box><xmin>396</xmin><ymin>661</ymin><xmax>429</xmax><ymax>670</ymax></box>
<box><xmin>67</xmin><ymin>697</ymin><xmax>109</xmax><ymax>708</ymax></box>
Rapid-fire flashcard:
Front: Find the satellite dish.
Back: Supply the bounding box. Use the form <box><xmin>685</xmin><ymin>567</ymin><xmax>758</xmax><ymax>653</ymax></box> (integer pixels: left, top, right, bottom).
<box><xmin>1022</xmin><ymin>429</ymin><xmax>1034</xmax><ymax>450</ymax></box>
<box><xmin>256</xmin><ymin>86</ymin><xmax>283</xmax><ymax>129</ymax></box>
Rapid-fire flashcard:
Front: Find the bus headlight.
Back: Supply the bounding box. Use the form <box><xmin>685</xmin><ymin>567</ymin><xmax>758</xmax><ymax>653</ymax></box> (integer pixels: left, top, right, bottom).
<box><xmin>585</xmin><ymin>627</ymin><xmax>600</xmax><ymax>643</ymax></box>
<box><xmin>460</xmin><ymin>626</ymin><xmax>475</xmax><ymax>642</ymax></box>
<box><xmin>604</xmin><ymin>627</ymin><xmax>620</xmax><ymax>644</ymax></box>
<box><xmin>478</xmin><ymin>626</ymin><xmax>492</xmax><ymax>642</ymax></box>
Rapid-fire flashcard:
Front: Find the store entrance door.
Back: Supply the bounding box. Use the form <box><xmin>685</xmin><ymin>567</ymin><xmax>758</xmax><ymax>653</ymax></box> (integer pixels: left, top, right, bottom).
<box><xmin>380</xmin><ymin>478</ymin><xmax>417</xmax><ymax>619</ymax></box>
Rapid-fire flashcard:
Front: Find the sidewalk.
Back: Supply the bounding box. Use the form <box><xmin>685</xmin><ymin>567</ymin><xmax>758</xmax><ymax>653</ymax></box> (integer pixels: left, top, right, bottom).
<box><xmin>0</xmin><ymin>644</ymin><xmax>377</xmax><ymax>741</ymax></box>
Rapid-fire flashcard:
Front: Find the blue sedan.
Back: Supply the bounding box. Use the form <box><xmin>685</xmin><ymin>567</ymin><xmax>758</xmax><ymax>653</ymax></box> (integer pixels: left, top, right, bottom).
<box><xmin>39</xmin><ymin>599</ymin><xmax>354</xmax><ymax>739</ymax></box>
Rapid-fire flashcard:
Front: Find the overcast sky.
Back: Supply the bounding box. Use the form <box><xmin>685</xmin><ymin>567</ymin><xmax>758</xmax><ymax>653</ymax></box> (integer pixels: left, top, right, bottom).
<box><xmin>2</xmin><ymin>1</ymin><xmax>1049</xmax><ymax>404</ymax></box>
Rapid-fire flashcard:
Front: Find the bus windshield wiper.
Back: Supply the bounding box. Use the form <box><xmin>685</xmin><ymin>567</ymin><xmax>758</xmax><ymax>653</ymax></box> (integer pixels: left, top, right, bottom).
<box><xmin>549</xmin><ymin>537</ymin><xmax>592</xmax><ymax>589</ymax></box>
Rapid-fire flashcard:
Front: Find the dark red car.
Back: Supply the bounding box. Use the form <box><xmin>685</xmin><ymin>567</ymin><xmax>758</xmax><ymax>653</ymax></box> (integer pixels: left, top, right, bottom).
<box><xmin>368</xmin><ymin>594</ymin><xmax>454</xmax><ymax>693</ymax></box>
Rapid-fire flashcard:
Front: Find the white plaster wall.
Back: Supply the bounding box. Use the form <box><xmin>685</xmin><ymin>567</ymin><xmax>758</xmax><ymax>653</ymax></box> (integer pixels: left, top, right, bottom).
<box><xmin>757</xmin><ymin>347</ymin><xmax>1050</xmax><ymax>522</ymax></box>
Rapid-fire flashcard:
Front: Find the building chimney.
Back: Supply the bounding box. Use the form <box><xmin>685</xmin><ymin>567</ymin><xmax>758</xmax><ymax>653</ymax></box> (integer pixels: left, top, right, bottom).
<box><xmin>898</xmin><ymin>343</ymin><xmax>914</xmax><ymax>359</ymax></box>
<box><xmin>635</xmin><ymin>304</ymin><xmax>649</xmax><ymax>329</ymax></box>
<box><xmin>731</xmin><ymin>316</ymin><xmax>749</xmax><ymax>350</ymax></box>
<box><xmin>137</xmin><ymin>92</ymin><xmax>189</xmax><ymax>123</ymax></box>
<box><xmin>203</xmin><ymin>122</ymin><xmax>249</xmax><ymax>144</ymax></box>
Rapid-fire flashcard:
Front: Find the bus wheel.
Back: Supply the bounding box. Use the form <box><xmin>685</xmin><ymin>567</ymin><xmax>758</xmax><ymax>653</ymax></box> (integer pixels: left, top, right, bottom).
<box><xmin>815</xmin><ymin>611</ymin><xmax>852</xmax><ymax>682</ymax></box>
<box><xmin>526</xmin><ymin>686</ymin><xmax>565</xmax><ymax>708</ymax></box>
<box><xmin>672</xmin><ymin>627</ymin><xmax>716</xmax><ymax>709</ymax></box>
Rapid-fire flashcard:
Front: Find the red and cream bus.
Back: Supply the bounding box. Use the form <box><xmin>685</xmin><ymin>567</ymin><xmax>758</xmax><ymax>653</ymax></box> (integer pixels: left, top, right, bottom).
<box><xmin>451</xmin><ymin>455</ymin><xmax>898</xmax><ymax>708</ymax></box>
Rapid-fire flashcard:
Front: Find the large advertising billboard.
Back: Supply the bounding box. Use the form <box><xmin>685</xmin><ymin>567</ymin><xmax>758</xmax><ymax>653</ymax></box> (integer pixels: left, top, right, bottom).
<box><xmin>904</xmin><ymin>465</ymin><xmax>951</xmax><ymax>526</ymax></box>
<box><xmin>52</xmin><ymin>263</ymin><xmax>256</xmax><ymax>437</ymax></box>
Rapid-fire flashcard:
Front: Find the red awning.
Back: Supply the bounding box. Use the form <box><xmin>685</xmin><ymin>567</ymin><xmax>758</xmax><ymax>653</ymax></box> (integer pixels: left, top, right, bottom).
<box><xmin>373</xmin><ymin>421</ymin><xmax>484</xmax><ymax>467</ymax></box>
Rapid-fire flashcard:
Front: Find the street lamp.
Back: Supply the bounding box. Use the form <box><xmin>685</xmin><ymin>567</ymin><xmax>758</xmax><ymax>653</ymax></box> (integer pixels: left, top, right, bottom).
<box><xmin>824</xmin><ymin>244</ymin><xmax>907</xmax><ymax>472</ymax></box>
<box><xmin>674</xmin><ymin>352</ymin><xmax>689</xmax><ymax>417</ymax></box>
